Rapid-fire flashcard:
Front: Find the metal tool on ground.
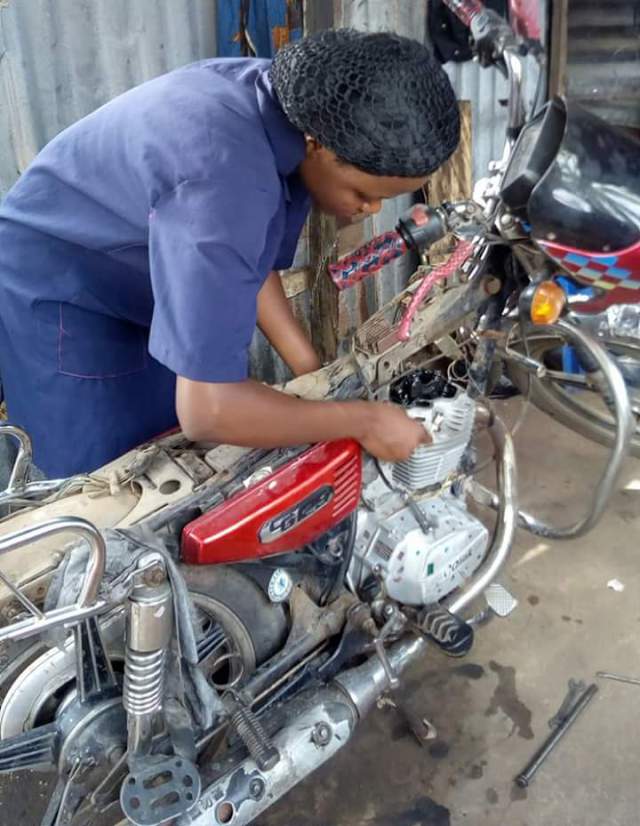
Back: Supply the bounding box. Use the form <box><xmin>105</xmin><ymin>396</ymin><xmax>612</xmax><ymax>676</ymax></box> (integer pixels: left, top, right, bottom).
<box><xmin>596</xmin><ymin>671</ymin><xmax>640</xmax><ymax>687</ymax></box>
<box><xmin>515</xmin><ymin>682</ymin><xmax>598</xmax><ymax>788</ymax></box>
<box><xmin>378</xmin><ymin>694</ymin><xmax>438</xmax><ymax>746</ymax></box>
<box><xmin>548</xmin><ymin>678</ymin><xmax>587</xmax><ymax>729</ymax></box>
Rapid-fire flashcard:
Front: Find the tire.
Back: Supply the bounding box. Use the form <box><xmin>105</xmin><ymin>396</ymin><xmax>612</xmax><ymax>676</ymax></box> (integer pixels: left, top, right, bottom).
<box><xmin>179</xmin><ymin>564</ymin><xmax>288</xmax><ymax>667</ymax></box>
<box><xmin>0</xmin><ymin>566</ymin><xmax>288</xmax><ymax>737</ymax></box>
<box><xmin>505</xmin><ymin>333</ymin><xmax>640</xmax><ymax>458</ymax></box>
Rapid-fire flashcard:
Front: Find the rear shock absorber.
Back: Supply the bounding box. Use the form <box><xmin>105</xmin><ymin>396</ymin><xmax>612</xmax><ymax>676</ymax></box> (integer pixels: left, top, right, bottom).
<box><xmin>123</xmin><ymin>555</ymin><xmax>173</xmax><ymax>760</ymax></box>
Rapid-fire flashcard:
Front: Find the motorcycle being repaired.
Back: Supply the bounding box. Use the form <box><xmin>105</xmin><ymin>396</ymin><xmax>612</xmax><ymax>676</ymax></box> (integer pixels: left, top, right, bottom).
<box><xmin>0</xmin><ymin>2</ymin><xmax>634</xmax><ymax>825</ymax></box>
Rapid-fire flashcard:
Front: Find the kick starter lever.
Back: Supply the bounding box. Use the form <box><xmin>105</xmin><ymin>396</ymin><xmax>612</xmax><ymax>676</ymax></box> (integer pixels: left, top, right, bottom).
<box><xmin>373</xmin><ymin>606</ymin><xmax>407</xmax><ymax>689</ymax></box>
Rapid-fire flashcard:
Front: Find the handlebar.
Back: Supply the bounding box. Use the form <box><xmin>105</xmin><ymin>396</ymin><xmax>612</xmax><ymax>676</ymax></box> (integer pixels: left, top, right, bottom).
<box><xmin>328</xmin><ymin>231</ymin><xmax>407</xmax><ymax>290</ymax></box>
<box><xmin>329</xmin><ymin>205</ymin><xmax>450</xmax><ymax>291</ymax></box>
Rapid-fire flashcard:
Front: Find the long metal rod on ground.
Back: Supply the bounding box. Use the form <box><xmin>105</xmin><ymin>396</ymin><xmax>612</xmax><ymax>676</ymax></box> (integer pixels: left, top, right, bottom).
<box><xmin>515</xmin><ymin>683</ymin><xmax>599</xmax><ymax>788</ymax></box>
<box><xmin>596</xmin><ymin>672</ymin><xmax>640</xmax><ymax>687</ymax></box>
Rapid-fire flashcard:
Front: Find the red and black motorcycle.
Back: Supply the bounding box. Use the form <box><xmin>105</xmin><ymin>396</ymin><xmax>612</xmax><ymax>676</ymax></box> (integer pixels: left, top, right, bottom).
<box><xmin>0</xmin><ymin>2</ymin><xmax>635</xmax><ymax>825</ymax></box>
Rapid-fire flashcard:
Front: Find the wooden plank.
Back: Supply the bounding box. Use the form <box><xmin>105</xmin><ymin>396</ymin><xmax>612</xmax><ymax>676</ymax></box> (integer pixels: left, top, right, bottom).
<box><xmin>425</xmin><ymin>100</ymin><xmax>473</xmax><ymax>265</ymax></box>
<box><xmin>301</xmin><ymin>2</ymin><xmax>339</xmax><ymax>361</ymax></box>
<box><xmin>280</xmin><ymin>267</ymin><xmax>311</xmax><ymax>299</ymax></box>
<box><xmin>549</xmin><ymin>0</ymin><xmax>569</xmax><ymax>97</ymax></box>
<box><xmin>336</xmin><ymin>219</ymin><xmax>366</xmax><ymax>257</ymax></box>
<box><xmin>427</xmin><ymin>100</ymin><xmax>473</xmax><ymax>205</ymax></box>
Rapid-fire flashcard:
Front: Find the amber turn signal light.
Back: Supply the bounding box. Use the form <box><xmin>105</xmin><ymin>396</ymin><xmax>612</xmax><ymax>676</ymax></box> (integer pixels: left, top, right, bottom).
<box><xmin>530</xmin><ymin>280</ymin><xmax>566</xmax><ymax>325</ymax></box>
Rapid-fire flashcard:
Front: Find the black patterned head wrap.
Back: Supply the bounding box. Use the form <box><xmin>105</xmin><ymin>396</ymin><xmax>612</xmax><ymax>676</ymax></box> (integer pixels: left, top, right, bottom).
<box><xmin>270</xmin><ymin>28</ymin><xmax>460</xmax><ymax>177</ymax></box>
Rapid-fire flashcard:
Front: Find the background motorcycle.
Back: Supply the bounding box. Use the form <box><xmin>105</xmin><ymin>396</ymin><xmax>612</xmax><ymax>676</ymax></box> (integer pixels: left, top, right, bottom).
<box><xmin>0</xmin><ymin>1</ymin><xmax>634</xmax><ymax>825</ymax></box>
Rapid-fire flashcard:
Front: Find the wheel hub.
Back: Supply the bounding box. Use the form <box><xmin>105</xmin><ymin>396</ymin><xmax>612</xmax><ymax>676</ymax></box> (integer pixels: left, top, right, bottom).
<box><xmin>56</xmin><ymin>692</ymin><xmax>126</xmax><ymax>776</ymax></box>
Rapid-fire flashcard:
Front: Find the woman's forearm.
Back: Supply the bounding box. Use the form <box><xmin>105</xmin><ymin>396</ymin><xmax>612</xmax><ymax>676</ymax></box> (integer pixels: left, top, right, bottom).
<box><xmin>256</xmin><ymin>270</ymin><xmax>321</xmax><ymax>376</ymax></box>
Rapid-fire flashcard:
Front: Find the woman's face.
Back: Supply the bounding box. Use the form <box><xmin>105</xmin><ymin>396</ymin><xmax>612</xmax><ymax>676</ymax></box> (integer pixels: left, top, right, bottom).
<box><xmin>298</xmin><ymin>140</ymin><xmax>428</xmax><ymax>221</ymax></box>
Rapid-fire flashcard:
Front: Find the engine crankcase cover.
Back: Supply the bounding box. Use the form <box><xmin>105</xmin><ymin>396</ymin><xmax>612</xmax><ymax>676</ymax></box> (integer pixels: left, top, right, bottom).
<box><xmin>357</xmin><ymin>494</ymin><xmax>489</xmax><ymax>605</ymax></box>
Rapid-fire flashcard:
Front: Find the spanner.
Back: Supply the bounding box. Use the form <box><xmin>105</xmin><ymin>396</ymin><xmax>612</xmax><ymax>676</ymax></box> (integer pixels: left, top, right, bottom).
<box><xmin>548</xmin><ymin>678</ymin><xmax>587</xmax><ymax>729</ymax></box>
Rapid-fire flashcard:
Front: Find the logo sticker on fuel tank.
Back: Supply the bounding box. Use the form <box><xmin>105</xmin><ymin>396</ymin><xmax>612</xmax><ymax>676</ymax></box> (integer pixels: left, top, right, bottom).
<box><xmin>259</xmin><ymin>485</ymin><xmax>334</xmax><ymax>543</ymax></box>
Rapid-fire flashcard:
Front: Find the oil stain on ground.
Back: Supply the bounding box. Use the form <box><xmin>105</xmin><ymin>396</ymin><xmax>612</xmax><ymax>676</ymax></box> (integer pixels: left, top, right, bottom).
<box><xmin>485</xmin><ymin>660</ymin><xmax>534</xmax><ymax>739</ymax></box>
<box><xmin>452</xmin><ymin>663</ymin><xmax>485</xmax><ymax>680</ymax></box>
<box><xmin>376</xmin><ymin>796</ymin><xmax>451</xmax><ymax>826</ymax></box>
<box><xmin>429</xmin><ymin>741</ymin><xmax>450</xmax><ymax>760</ymax></box>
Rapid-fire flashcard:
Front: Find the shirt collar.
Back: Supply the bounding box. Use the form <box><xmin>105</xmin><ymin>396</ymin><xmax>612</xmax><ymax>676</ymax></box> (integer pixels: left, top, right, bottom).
<box><xmin>255</xmin><ymin>67</ymin><xmax>306</xmax><ymax>180</ymax></box>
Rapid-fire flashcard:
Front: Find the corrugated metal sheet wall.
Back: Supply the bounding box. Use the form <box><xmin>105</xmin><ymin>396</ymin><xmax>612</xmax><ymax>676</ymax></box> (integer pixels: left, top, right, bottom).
<box><xmin>0</xmin><ymin>0</ymin><xmax>217</xmax><ymax>195</ymax></box>
<box><xmin>566</xmin><ymin>0</ymin><xmax>640</xmax><ymax>129</ymax></box>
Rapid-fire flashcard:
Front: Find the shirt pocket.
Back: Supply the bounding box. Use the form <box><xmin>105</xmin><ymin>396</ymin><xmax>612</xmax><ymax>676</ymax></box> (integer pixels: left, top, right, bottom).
<box><xmin>36</xmin><ymin>301</ymin><xmax>148</xmax><ymax>380</ymax></box>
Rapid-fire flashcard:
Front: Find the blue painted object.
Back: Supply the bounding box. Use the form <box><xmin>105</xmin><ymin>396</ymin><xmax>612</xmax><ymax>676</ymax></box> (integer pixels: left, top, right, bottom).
<box><xmin>217</xmin><ymin>0</ymin><xmax>303</xmax><ymax>58</ymax></box>
<box><xmin>556</xmin><ymin>276</ymin><xmax>594</xmax><ymax>375</ymax></box>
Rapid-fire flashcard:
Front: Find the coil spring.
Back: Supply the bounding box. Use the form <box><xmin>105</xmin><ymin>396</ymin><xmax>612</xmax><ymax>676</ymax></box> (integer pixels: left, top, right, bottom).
<box><xmin>123</xmin><ymin>648</ymin><xmax>166</xmax><ymax>716</ymax></box>
<box><xmin>231</xmin><ymin>704</ymin><xmax>280</xmax><ymax>770</ymax></box>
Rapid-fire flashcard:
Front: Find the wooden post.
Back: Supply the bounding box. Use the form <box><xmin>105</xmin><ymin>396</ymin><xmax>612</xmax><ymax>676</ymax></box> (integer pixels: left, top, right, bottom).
<box><xmin>301</xmin><ymin>0</ymin><xmax>340</xmax><ymax>362</ymax></box>
<box><xmin>308</xmin><ymin>210</ymin><xmax>339</xmax><ymax>362</ymax></box>
<box><xmin>549</xmin><ymin>0</ymin><xmax>569</xmax><ymax>98</ymax></box>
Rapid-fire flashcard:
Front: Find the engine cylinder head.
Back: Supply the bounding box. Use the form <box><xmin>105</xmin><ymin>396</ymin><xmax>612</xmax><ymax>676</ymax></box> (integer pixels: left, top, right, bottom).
<box><xmin>393</xmin><ymin>393</ymin><xmax>476</xmax><ymax>490</ymax></box>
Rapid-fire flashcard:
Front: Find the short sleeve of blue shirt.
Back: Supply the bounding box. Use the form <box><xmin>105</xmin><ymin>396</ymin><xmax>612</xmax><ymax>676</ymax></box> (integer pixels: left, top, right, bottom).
<box><xmin>144</xmin><ymin>63</ymin><xmax>310</xmax><ymax>384</ymax></box>
<box><xmin>148</xmin><ymin>169</ymin><xmax>280</xmax><ymax>383</ymax></box>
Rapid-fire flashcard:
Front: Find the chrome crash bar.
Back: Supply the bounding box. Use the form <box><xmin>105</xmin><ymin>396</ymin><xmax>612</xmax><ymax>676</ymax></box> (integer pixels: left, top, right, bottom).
<box><xmin>495</xmin><ymin>319</ymin><xmax>633</xmax><ymax>540</ymax></box>
<box><xmin>446</xmin><ymin>406</ymin><xmax>518</xmax><ymax>615</ymax></box>
<box><xmin>0</xmin><ymin>516</ymin><xmax>106</xmax><ymax>642</ymax></box>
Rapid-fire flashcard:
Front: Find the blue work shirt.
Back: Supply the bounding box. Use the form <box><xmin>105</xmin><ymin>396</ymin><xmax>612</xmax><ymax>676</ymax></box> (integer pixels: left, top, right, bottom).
<box><xmin>0</xmin><ymin>59</ymin><xmax>310</xmax><ymax>478</ymax></box>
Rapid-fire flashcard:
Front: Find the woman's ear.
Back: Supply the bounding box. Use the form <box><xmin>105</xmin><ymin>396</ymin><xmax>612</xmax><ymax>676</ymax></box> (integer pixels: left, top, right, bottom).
<box><xmin>304</xmin><ymin>135</ymin><xmax>322</xmax><ymax>156</ymax></box>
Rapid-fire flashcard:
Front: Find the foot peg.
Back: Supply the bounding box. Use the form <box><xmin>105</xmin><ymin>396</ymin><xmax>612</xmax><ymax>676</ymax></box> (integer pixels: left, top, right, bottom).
<box><xmin>231</xmin><ymin>700</ymin><xmax>280</xmax><ymax>771</ymax></box>
<box><xmin>120</xmin><ymin>755</ymin><xmax>201</xmax><ymax>826</ymax></box>
<box><xmin>419</xmin><ymin>606</ymin><xmax>474</xmax><ymax>657</ymax></box>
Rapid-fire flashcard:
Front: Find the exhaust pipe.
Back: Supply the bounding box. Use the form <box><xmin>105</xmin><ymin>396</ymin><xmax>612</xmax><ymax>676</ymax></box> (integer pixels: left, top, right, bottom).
<box><xmin>182</xmin><ymin>636</ymin><xmax>427</xmax><ymax>826</ymax></box>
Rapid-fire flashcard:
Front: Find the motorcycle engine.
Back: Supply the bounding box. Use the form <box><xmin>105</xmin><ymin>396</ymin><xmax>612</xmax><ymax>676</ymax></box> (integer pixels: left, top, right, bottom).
<box><xmin>350</xmin><ymin>369</ymin><xmax>489</xmax><ymax>606</ymax></box>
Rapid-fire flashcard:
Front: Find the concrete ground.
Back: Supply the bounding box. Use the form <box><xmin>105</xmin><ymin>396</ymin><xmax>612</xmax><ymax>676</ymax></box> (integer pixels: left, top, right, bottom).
<box><xmin>2</xmin><ymin>400</ymin><xmax>639</xmax><ymax>825</ymax></box>
<box><xmin>261</xmin><ymin>401</ymin><xmax>640</xmax><ymax>826</ymax></box>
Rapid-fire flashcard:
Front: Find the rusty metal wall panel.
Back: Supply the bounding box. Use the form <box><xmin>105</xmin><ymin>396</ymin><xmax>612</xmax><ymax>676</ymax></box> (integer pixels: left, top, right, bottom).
<box><xmin>566</xmin><ymin>0</ymin><xmax>640</xmax><ymax>129</ymax></box>
<box><xmin>0</xmin><ymin>0</ymin><xmax>217</xmax><ymax>196</ymax></box>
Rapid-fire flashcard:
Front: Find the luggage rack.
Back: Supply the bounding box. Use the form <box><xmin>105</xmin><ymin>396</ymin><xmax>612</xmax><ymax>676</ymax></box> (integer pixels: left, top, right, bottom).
<box><xmin>0</xmin><ymin>424</ymin><xmax>69</xmax><ymax>509</ymax></box>
<box><xmin>0</xmin><ymin>516</ymin><xmax>106</xmax><ymax>643</ymax></box>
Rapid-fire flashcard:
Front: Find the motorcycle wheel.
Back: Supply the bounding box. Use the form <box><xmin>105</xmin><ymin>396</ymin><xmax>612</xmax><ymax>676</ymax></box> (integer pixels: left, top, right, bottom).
<box><xmin>0</xmin><ymin>565</ymin><xmax>287</xmax><ymax>824</ymax></box>
<box><xmin>505</xmin><ymin>333</ymin><xmax>640</xmax><ymax>458</ymax></box>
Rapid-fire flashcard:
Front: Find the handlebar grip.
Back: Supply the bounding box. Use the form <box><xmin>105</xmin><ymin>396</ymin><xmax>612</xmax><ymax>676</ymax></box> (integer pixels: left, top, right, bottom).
<box><xmin>509</xmin><ymin>0</ymin><xmax>541</xmax><ymax>40</ymax></box>
<box><xmin>440</xmin><ymin>0</ymin><xmax>485</xmax><ymax>26</ymax></box>
<box><xmin>328</xmin><ymin>231</ymin><xmax>408</xmax><ymax>290</ymax></box>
